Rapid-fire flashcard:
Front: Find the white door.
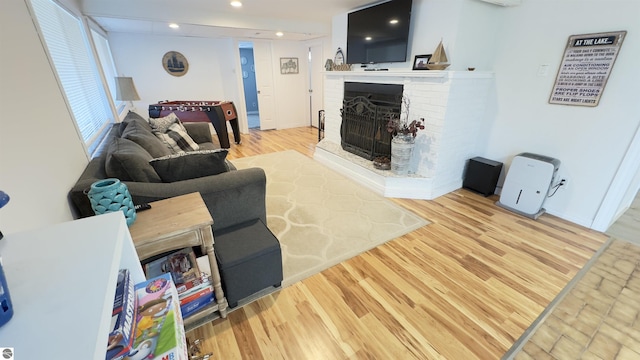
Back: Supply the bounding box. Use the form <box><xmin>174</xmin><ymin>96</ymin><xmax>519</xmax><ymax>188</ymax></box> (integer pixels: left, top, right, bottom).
<box><xmin>309</xmin><ymin>42</ymin><xmax>324</xmax><ymax>128</ymax></box>
<box><xmin>253</xmin><ymin>41</ymin><xmax>276</xmax><ymax>130</ymax></box>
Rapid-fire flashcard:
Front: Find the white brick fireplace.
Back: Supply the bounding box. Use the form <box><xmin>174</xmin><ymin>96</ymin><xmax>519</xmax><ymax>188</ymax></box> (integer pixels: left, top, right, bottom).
<box><xmin>314</xmin><ymin>70</ymin><xmax>495</xmax><ymax>200</ymax></box>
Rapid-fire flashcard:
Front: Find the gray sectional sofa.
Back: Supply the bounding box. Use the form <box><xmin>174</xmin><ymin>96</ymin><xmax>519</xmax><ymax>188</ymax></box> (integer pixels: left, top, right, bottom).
<box><xmin>69</xmin><ymin>111</ymin><xmax>266</xmax><ymax>233</ymax></box>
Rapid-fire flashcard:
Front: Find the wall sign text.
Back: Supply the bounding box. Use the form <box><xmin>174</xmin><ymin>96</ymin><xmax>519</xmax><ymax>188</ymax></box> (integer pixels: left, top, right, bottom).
<box><xmin>549</xmin><ymin>31</ymin><xmax>626</xmax><ymax>107</ymax></box>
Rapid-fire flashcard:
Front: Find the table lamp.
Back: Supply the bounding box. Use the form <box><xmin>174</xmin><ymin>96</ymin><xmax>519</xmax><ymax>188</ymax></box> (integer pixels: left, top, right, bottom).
<box><xmin>115</xmin><ymin>76</ymin><xmax>140</xmax><ymax>110</ymax></box>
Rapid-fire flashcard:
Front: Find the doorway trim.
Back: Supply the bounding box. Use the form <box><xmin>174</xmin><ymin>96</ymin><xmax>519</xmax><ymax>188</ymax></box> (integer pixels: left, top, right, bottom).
<box><xmin>592</xmin><ymin>120</ymin><xmax>640</xmax><ymax>231</ymax></box>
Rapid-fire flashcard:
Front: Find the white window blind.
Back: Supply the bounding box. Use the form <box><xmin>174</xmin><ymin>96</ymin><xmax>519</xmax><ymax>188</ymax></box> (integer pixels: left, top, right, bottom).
<box><xmin>30</xmin><ymin>0</ymin><xmax>114</xmax><ymax>156</ymax></box>
<box><xmin>91</xmin><ymin>28</ymin><xmax>122</xmax><ymax>111</ymax></box>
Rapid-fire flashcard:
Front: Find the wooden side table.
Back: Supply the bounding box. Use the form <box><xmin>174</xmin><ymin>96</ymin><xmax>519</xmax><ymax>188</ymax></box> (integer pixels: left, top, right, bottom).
<box><xmin>127</xmin><ymin>192</ymin><xmax>228</xmax><ymax>330</ymax></box>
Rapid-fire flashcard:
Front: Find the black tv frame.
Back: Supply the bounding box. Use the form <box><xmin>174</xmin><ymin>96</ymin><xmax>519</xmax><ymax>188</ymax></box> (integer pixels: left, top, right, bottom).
<box><xmin>346</xmin><ymin>0</ymin><xmax>413</xmax><ymax>65</ymax></box>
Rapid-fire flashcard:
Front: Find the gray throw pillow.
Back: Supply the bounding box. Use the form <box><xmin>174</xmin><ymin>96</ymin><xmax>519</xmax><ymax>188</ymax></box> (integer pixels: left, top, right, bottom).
<box><xmin>149</xmin><ymin>149</ymin><xmax>229</xmax><ymax>183</ymax></box>
<box><xmin>121</xmin><ymin>118</ymin><xmax>172</xmax><ymax>158</ymax></box>
<box><xmin>118</xmin><ymin>111</ymin><xmax>149</xmax><ymax>136</ymax></box>
<box><xmin>124</xmin><ymin>111</ymin><xmax>147</xmax><ymax>123</ymax></box>
<box><xmin>150</xmin><ymin>113</ymin><xmax>200</xmax><ymax>153</ymax></box>
<box><xmin>154</xmin><ymin>122</ymin><xmax>200</xmax><ymax>153</ymax></box>
<box><xmin>105</xmin><ymin>137</ymin><xmax>162</xmax><ymax>183</ymax></box>
<box><xmin>149</xmin><ymin>112</ymin><xmax>180</xmax><ymax>133</ymax></box>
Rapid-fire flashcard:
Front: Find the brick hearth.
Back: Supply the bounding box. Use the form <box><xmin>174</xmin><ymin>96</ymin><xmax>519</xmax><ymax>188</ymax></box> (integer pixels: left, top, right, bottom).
<box><xmin>314</xmin><ymin>70</ymin><xmax>495</xmax><ymax>200</ymax></box>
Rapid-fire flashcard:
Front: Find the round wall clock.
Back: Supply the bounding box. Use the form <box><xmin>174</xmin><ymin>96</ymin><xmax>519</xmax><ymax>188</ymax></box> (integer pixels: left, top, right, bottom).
<box><xmin>162</xmin><ymin>51</ymin><xmax>189</xmax><ymax>77</ymax></box>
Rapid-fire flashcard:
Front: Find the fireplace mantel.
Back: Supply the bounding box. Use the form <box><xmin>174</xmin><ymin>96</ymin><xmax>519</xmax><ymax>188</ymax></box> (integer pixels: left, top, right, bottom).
<box><xmin>314</xmin><ymin>70</ymin><xmax>495</xmax><ymax>200</ymax></box>
<box><xmin>324</xmin><ymin>70</ymin><xmax>493</xmax><ymax>80</ymax></box>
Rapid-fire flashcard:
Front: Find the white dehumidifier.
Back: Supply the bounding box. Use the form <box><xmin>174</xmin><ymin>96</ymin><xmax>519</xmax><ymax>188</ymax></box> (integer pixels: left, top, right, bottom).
<box><xmin>496</xmin><ymin>152</ymin><xmax>560</xmax><ymax>219</ymax></box>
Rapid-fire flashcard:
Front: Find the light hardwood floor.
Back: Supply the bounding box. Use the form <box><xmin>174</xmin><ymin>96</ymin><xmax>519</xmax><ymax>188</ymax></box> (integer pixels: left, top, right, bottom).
<box><xmin>605</xmin><ymin>192</ymin><xmax>640</xmax><ymax>246</ymax></box>
<box><xmin>188</xmin><ymin>126</ymin><xmax>609</xmax><ymax>359</ymax></box>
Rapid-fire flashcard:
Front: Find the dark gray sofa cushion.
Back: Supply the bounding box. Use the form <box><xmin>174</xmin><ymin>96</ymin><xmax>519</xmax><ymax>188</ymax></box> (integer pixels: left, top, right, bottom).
<box><xmin>121</xmin><ymin>118</ymin><xmax>172</xmax><ymax>158</ymax></box>
<box><xmin>182</xmin><ymin>123</ymin><xmax>215</xmax><ymax>145</ymax></box>
<box><xmin>68</xmin><ymin>156</ymin><xmax>107</xmax><ymax>218</ymax></box>
<box><xmin>124</xmin><ymin>110</ymin><xmax>147</xmax><ymax>123</ymax></box>
<box><xmin>118</xmin><ymin>111</ymin><xmax>148</xmax><ymax>136</ymax></box>
<box><xmin>152</xmin><ymin>121</ymin><xmax>200</xmax><ymax>153</ymax></box>
<box><xmin>150</xmin><ymin>149</ymin><xmax>229</xmax><ymax>183</ymax></box>
<box><xmin>197</xmin><ymin>142</ymin><xmax>218</xmax><ymax>151</ymax></box>
<box><xmin>105</xmin><ymin>137</ymin><xmax>162</xmax><ymax>183</ymax></box>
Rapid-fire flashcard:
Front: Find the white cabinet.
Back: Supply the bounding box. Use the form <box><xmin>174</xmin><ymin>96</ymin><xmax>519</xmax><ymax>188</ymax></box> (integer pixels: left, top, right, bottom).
<box><xmin>0</xmin><ymin>212</ymin><xmax>145</xmax><ymax>359</ymax></box>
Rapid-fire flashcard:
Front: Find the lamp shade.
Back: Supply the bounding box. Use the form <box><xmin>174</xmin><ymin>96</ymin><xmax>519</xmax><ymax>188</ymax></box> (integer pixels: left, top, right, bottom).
<box><xmin>115</xmin><ymin>77</ymin><xmax>140</xmax><ymax>101</ymax></box>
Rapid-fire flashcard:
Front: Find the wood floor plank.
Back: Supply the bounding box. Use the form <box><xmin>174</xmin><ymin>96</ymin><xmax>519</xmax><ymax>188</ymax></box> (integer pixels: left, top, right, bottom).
<box><xmin>243</xmin><ymin>302</ymin><xmax>288</xmax><ymax>360</ymax></box>
<box><xmin>357</xmin><ymin>278</ymin><xmax>444</xmax><ymax>360</ymax></box>
<box><xmin>359</xmin><ymin>249</ymin><xmax>501</xmax><ymax>358</ymax></box>
<box><xmin>185</xmin><ymin>127</ymin><xmax>610</xmax><ymax>359</ymax></box>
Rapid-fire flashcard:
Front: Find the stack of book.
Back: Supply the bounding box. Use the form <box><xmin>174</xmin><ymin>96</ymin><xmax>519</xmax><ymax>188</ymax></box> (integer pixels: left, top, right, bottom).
<box><xmin>106</xmin><ymin>271</ymin><xmax>190</xmax><ymax>360</ymax></box>
<box><xmin>144</xmin><ymin>248</ymin><xmax>215</xmax><ymax>319</ymax></box>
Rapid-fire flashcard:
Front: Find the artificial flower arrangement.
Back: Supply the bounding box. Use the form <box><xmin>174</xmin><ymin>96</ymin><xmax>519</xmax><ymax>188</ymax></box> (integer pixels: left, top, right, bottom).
<box><xmin>386</xmin><ymin>97</ymin><xmax>425</xmax><ymax>137</ymax></box>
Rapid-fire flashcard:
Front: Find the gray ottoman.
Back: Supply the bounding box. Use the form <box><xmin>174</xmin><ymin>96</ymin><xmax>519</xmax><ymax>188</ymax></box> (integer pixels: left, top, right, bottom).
<box><xmin>214</xmin><ymin>218</ymin><xmax>282</xmax><ymax>308</ymax></box>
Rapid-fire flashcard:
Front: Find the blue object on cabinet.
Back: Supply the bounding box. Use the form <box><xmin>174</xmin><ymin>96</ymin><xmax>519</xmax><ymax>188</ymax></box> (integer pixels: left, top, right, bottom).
<box><xmin>0</xmin><ymin>259</ymin><xmax>13</xmax><ymax>327</ymax></box>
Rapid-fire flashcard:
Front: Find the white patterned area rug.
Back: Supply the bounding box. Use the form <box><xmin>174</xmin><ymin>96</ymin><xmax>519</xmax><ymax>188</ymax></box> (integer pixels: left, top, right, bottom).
<box><xmin>231</xmin><ymin>150</ymin><xmax>430</xmax><ymax>287</ymax></box>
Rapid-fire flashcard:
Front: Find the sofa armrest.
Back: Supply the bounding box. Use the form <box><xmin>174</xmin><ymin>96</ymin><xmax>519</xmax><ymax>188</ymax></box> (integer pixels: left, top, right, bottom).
<box><xmin>183</xmin><ymin>122</ymin><xmax>214</xmax><ymax>144</ymax></box>
<box><xmin>125</xmin><ymin>168</ymin><xmax>266</xmax><ymax>232</ymax></box>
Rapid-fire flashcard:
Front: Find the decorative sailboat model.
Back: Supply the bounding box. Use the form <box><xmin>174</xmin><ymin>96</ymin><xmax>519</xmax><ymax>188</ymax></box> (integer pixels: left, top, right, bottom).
<box><xmin>426</xmin><ymin>39</ymin><xmax>450</xmax><ymax>70</ymax></box>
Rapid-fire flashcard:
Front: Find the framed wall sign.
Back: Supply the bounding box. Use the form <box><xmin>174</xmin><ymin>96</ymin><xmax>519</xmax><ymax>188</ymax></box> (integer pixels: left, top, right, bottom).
<box><xmin>162</xmin><ymin>51</ymin><xmax>189</xmax><ymax>77</ymax></box>
<box><xmin>280</xmin><ymin>57</ymin><xmax>298</xmax><ymax>74</ymax></box>
<box><xmin>549</xmin><ymin>31</ymin><xmax>626</xmax><ymax>107</ymax></box>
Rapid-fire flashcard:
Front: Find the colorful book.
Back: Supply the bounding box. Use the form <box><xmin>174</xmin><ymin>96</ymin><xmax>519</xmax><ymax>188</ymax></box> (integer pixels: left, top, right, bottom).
<box><xmin>127</xmin><ymin>273</ymin><xmax>188</xmax><ymax>360</ymax></box>
<box><xmin>180</xmin><ymin>292</ymin><xmax>215</xmax><ymax>319</ymax></box>
<box><xmin>176</xmin><ymin>255</ymin><xmax>218</xmax><ymax>319</ymax></box>
<box><xmin>177</xmin><ymin>274</ymin><xmax>211</xmax><ymax>298</ymax></box>
<box><xmin>175</xmin><ymin>272</ymin><xmax>211</xmax><ymax>296</ymax></box>
<box><xmin>144</xmin><ymin>248</ymin><xmax>200</xmax><ymax>286</ymax></box>
<box><xmin>179</xmin><ymin>286</ymin><xmax>213</xmax><ymax>306</ymax></box>
<box><xmin>172</xmin><ymin>254</ymin><xmax>214</xmax><ymax>301</ymax></box>
<box><xmin>106</xmin><ymin>269</ymin><xmax>137</xmax><ymax>360</ymax></box>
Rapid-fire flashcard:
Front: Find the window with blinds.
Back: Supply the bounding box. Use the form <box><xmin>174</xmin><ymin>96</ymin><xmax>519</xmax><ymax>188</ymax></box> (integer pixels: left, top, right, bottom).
<box><xmin>91</xmin><ymin>28</ymin><xmax>123</xmax><ymax>113</ymax></box>
<box><xmin>30</xmin><ymin>0</ymin><xmax>115</xmax><ymax>157</ymax></box>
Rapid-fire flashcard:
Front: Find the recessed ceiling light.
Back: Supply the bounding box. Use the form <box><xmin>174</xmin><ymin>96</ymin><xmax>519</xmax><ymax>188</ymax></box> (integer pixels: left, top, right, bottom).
<box><xmin>389</xmin><ymin>19</ymin><xmax>399</xmax><ymax>24</ymax></box>
<box><xmin>365</xmin><ymin>36</ymin><xmax>372</xmax><ymax>41</ymax></box>
<box><xmin>276</xmin><ymin>32</ymin><xmax>284</xmax><ymax>37</ymax></box>
<box><xmin>230</xmin><ymin>1</ymin><xmax>242</xmax><ymax>7</ymax></box>
<box><xmin>169</xmin><ymin>23</ymin><xmax>180</xmax><ymax>29</ymax></box>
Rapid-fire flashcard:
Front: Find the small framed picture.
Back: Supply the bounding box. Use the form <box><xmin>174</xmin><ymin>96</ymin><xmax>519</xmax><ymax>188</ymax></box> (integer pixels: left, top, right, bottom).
<box><xmin>280</xmin><ymin>57</ymin><xmax>299</xmax><ymax>74</ymax></box>
<box><xmin>412</xmin><ymin>54</ymin><xmax>432</xmax><ymax>70</ymax></box>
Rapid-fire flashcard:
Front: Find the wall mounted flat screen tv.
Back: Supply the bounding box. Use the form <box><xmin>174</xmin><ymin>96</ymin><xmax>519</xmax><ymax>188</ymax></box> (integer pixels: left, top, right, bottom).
<box><xmin>346</xmin><ymin>0</ymin><xmax>413</xmax><ymax>64</ymax></box>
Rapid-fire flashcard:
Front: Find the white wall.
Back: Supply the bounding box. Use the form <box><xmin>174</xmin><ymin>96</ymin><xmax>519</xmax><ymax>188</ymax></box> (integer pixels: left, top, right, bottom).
<box><xmin>483</xmin><ymin>0</ymin><xmax>640</xmax><ymax>227</ymax></box>
<box><xmin>108</xmin><ymin>33</ymin><xmax>311</xmax><ymax>130</ymax></box>
<box><xmin>0</xmin><ymin>0</ymin><xmax>89</xmax><ymax>234</ymax></box>
<box><xmin>108</xmin><ymin>33</ymin><xmax>240</xmax><ymax>118</ymax></box>
<box><xmin>332</xmin><ymin>0</ymin><xmax>640</xmax><ymax>228</ymax></box>
<box><xmin>453</xmin><ymin>1</ymin><xmax>505</xmax><ymax>71</ymax></box>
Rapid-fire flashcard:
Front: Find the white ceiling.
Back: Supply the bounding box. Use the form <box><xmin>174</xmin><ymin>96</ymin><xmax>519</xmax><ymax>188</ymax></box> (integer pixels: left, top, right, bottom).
<box><xmin>83</xmin><ymin>0</ymin><xmax>381</xmax><ymax>40</ymax></box>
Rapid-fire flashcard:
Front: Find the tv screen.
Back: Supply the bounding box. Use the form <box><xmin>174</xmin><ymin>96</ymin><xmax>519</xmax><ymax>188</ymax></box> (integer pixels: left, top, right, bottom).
<box><xmin>346</xmin><ymin>0</ymin><xmax>413</xmax><ymax>64</ymax></box>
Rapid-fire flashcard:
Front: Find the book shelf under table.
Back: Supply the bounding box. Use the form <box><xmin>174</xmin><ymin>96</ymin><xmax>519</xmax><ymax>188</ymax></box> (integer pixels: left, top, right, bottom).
<box><xmin>127</xmin><ymin>192</ymin><xmax>228</xmax><ymax>332</ymax></box>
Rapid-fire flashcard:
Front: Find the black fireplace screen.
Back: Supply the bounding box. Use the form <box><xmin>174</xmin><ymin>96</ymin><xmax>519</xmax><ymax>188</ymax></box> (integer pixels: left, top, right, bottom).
<box><xmin>340</xmin><ymin>96</ymin><xmax>401</xmax><ymax>160</ymax></box>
